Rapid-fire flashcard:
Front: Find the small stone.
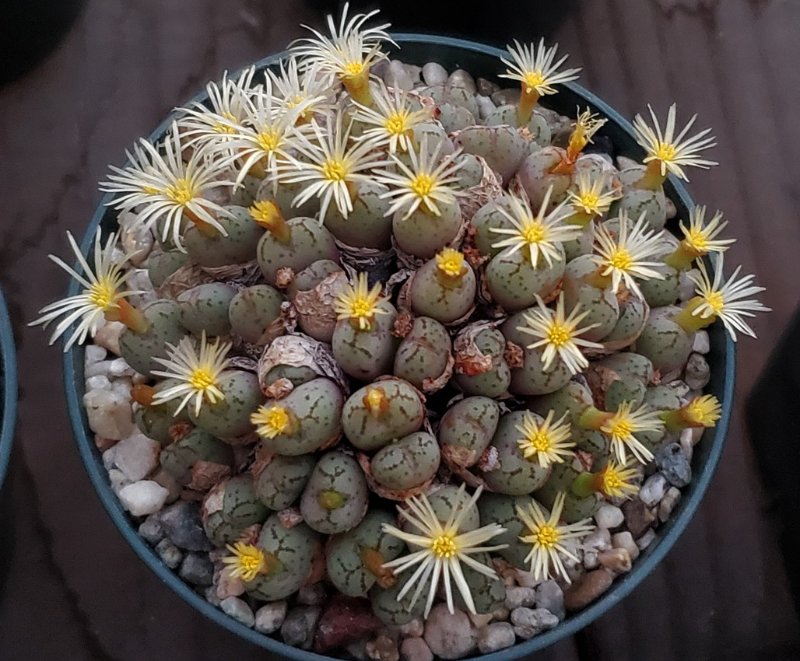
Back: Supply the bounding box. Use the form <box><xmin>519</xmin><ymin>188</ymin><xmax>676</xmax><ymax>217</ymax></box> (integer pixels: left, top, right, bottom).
<box><xmin>583</xmin><ymin>550</ymin><xmax>599</xmax><ymax>570</ymax></box>
<box><xmin>85</xmin><ymin>344</ymin><xmax>108</xmax><ymax>366</ymax></box>
<box><xmin>385</xmin><ymin>60</ymin><xmax>414</xmax><ymax>91</ymax></box>
<box><xmin>155</xmin><ymin>538</ymin><xmax>183</xmax><ymax>569</ymax></box>
<box><xmin>83</xmin><ymin>389</ymin><xmax>134</xmax><ymax>440</ymax></box>
<box><xmin>513</xmin><ymin>568</ymin><xmax>538</xmax><ymax>588</ymax></box>
<box><xmin>179</xmin><ymin>552</ymin><xmax>214</xmax><ymax>586</ymax></box>
<box><xmin>504</xmin><ymin>586</ymin><xmax>537</xmax><ymax>609</ymax></box>
<box><xmin>467</xmin><ymin>612</ymin><xmax>493</xmax><ymax>629</ymax></box>
<box><xmin>655</xmin><ymin>443</ymin><xmax>693</xmax><ymax>488</ymax></box>
<box><xmin>564</xmin><ymin>569</ymin><xmax>614</xmax><ymax>611</ymax></box>
<box><xmin>477</xmin><ymin>622</ymin><xmax>516</xmax><ymax>653</ymax></box>
<box><xmin>622</xmin><ymin>498</ymin><xmax>657</xmax><ymax>538</ymax></box>
<box><xmin>138</xmin><ymin>514</ymin><xmax>165</xmax><ymax>544</ymax></box>
<box><xmin>598</xmin><ymin>548</ymin><xmax>632</xmax><ymax>574</ymax></box>
<box><xmin>204</xmin><ymin>586</ymin><xmax>221</xmax><ymax>607</ymax></box>
<box><xmin>94</xmin><ymin>320</ymin><xmax>126</xmax><ymax>355</ymax></box>
<box><xmin>297</xmin><ymin>582</ymin><xmax>326</xmax><ymax>605</ymax></box>
<box><xmin>510</xmin><ymin>607</ymin><xmax>559</xmax><ymax>639</ymax></box>
<box><xmin>581</xmin><ymin>528</ymin><xmax>611</xmax><ymax>553</ymax></box>
<box><xmin>108</xmin><ymin>468</ymin><xmax>130</xmax><ymax>495</ymax></box>
<box><xmin>692</xmin><ymin>330</ymin><xmax>710</xmax><ymax>354</ymax></box>
<box><xmin>679</xmin><ymin>269</ymin><xmax>700</xmax><ymax>301</ymax></box>
<box><xmin>594</xmin><ymin>504</ymin><xmax>624</xmax><ymax>529</ymax></box>
<box><xmin>448</xmin><ymin>69</ymin><xmax>476</xmax><ymax>94</ymax></box>
<box><xmin>113</xmin><ymin>431</ymin><xmax>160</xmax><ymax>481</ymax></box>
<box><xmin>215</xmin><ymin>566</ymin><xmax>246</xmax><ymax>599</ymax></box>
<box><xmin>639</xmin><ymin>473</ymin><xmax>668</xmax><ymax>507</ymax></box>
<box><xmin>281</xmin><ymin>606</ymin><xmax>322</xmax><ymax>650</ymax></box>
<box><xmin>535</xmin><ymin>580</ymin><xmax>565</xmax><ymax>619</ymax></box>
<box><xmin>422</xmin><ymin>62</ymin><xmax>448</xmax><ymax>86</ymax></box>
<box><xmin>109</xmin><ymin>357</ymin><xmax>135</xmax><ymax>378</ymax></box>
<box><xmin>159</xmin><ymin>501</ymin><xmax>212</xmax><ymax>551</ymax></box>
<box><xmin>684</xmin><ymin>353</ymin><xmax>710</xmax><ymax>390</ymax></box>
<box><xmin>637</xmin><ymin>528</ymin><xmax>657</xmax><ymax>550</ymax></box>
<box><xmin>314</xmin><ymin>596</ymin><xmax>382</xmax><ymax>651</ymax></box>
<box><xmin>477</xmin><ymin>77</ymin><xmax>500</xmax><ymax>96</ymax></box>
<box><xmin>611</xmin><ymin>531</ymin><xmax>640</xmax><ymax>561</ymax></box>
<box><xmin>86</xmin><ymin>375</ymin><xmax>111</xmax><ymax>391</ymax></box>
<box><xmin>398</xmin><ymin>618</ymin><xmax>424</xmax><ymax>638</ymax></box>
<box><xmin>102</xmin><ymin>446</ymin><xmax>117</xmax><ymax>470</ymax></box>
<box><xmin>110</xmin><ymin>378</ymin><xmax>133</xmax><ymax>399</ymax></box>
<box><xmin>150</xmin><ymin>468</ymin><xmax>181</xmax><ymax>504</ymax></box>
<box><xmin>118</xmin><ymin>480</ymin><xmax>169</xmax><ymax>516</ymax></box>
<box><xmin>85</xmin><ymin>359</ymin><xmax>113</xmax><ymax>379</ymax></box>
<box><xmin>491</xmin><ymin>88</ymin><xmax>519</xmax><ymax>106</ymax></box>
<box><xmin>490</xmin><ymin>606</ymin><xmax>509</xmax><ymax>622</ymax></box>
<box><xmin>423</xmin><ymin>604</ymin><xmax>478</xmax><ymax>660</ymax></box>
<box><xmin>400</xmin><ymin>637</ymin><xmax>433</xmax><ymax>661</ymax></box>
<box><xmin>658</xmin><ymin>486</ymin><xmax>682</xmax><ymax>522</ymax></box>
<box><xmin>366</xmin><ymin>633</ymin><xmax>399</xmax><ymax>661</ymax></box>
<box><xmin>221</xmin><ymin>596</ymin><xmax>255</xmax><ymax>628</ymax></box>
<box><xmin>255</xmin><ymin>601</ymin><xmax>288</xmax><ymax>634</ymax></box>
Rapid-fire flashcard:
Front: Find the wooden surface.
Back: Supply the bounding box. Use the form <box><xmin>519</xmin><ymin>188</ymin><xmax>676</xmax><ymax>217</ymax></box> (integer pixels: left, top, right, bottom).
<box><xmin>0</xmin><ymin>0</ymin><xmax>798</xmax><ymax>658</ymax></box>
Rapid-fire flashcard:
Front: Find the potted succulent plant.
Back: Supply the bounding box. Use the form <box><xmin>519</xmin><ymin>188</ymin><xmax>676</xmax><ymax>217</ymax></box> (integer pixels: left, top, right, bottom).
<box><xmin>34</xmin><ymin>4</ymin><xmax>767</xmax><ymax>659</ymax></box>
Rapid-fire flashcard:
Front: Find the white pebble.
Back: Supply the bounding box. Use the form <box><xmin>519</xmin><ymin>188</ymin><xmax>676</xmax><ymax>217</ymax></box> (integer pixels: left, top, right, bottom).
<box><xmin>86</xmin><ymin>374</ymin><xmax>111</xmax><ymax>392</ymax></box>
<box><xmin>611</xmin><ymin>531</ymin><xmax>640</xmax><ymax>561</ymax></box>
<box><xmin>594</xmin><ymin>504</ymin><xmax>624</xmax><ymax>529</ymax></box>
<box><xmin>639</xmin><ymin>473</ymin><xmax>668</xmax><ymax>507</ymax></box>
<box><xmin>118</xmin><ymin>480</ymin><xmax>169</xmax><ymax>516</ymax></box>
<box><xmin>113</xmin><ymin>431</ymin><xmax>161</xmax><ymax>481</ymax></box>
<box><xmin>109</xmin><ymin>357</ymin><xmax>135</xmax><ymax>378</ymax></box>
<box><xmin>108</xmin><ymin>468</ymin><xmax>130</xmax><ymax>495</ymax></box>
<box><xmin>581</xmin><ymin>528</ymin><xmax>611</xmax><ymax>553</ymax></box>
<box><xmin>94</xmin><ymin>321</ymin><xmax>126</xmax><ymax>355</ymax></box>
<box><xmin>637</xmin><ymin>529</ymin><xmax>657</xmax><ymax>550</ymax></box>
<box><xmin>692</xmin><ymin>330</ymin><xmax>710</xmax><ymax>354</ymax></box>
<box><xmin>110</xmin><ymin>378</ymin><xmax>133</xmax><ymax>400</ymax></box>
<box><xmin>102</xmin><ymin>446</ymin><xmax>117</xmax><ymax>470</ymax></box>
<box><xmin>422</xmin><ymin>61</ymin><xmax>448</xmax><ymax>86</ymax></box>
<box><xmin>254</xmin><ymin>601</ymin><xmax>288</xmax><ymax>634</ymax></box>
<box><xmin>85</xmin><ymin>344</ymin><xmax>108</xmax><ymax>367</ymax></box>
<box><xmin>83</xmin><ymin>389</ymin><xmax>135</xmax><ymax>440</ymax></box>
<box><xmin>85</xmin><ymin>360</ymin><xmax>113</xmax><ymax>379</ymax></box>
<box><xmin>658</xmin><ymin>487</ymin><xmax>682</xmax><ymax>522</ymax></box>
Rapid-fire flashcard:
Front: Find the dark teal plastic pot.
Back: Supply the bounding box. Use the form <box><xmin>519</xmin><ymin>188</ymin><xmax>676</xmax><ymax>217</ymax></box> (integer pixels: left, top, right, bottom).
<box><xmin>0</xmin><ymin>290</ymin><xmax>17</xmax><ymax>492</ymax></box>
<box><xmin>65</xmin><ymin>35</ymin><xmax>735</xmax><ymax>661</ymax></box>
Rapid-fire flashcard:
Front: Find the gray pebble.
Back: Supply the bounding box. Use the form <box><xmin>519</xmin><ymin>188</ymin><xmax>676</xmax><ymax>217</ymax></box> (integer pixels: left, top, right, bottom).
<box><xmin>281</xmin><ymin>606</ymin><xmax>322</xmax><ymax>650</ymax></box>
<box><xmin>179</xmin><ymin>552</ymin><xmax>214</xmax><ymax>586</ymax></box>
<box><xmin>398</xmin><ymin>618</ymin><xmax>424</xmax><ymax>638</ymax></box>
<box><xmin>423</xmin><ymin>604</ymin><xmax>477</xmax><ymax>660</ymax></box>
<box><xmin>581</xmin><ymin>528</ymin><xmax>611</xmax><ymax>553</ymax></box>
<box><xmin>478</xmin><ymin>622</ymin><xmax>516</xmax><ymax>654</ymax></box>
<box><xmin>637</xmin><ymin>528</ymin><xmax>657</xmax><ymax>550</ymax></box>
<box><xmin>159</xmin><ymin>501</ymin><xmax>212</xmax><ymax>551</ymax></box>
<box><xmin>639</xmin><ymin>473</ymin><xmax>668</xmax><ymax>507</ymax></box>
<box><xmin>204</xmin><ymin>586</ymin><xmax>221</xmax><ymax>607</ymax></box>
<box><xmin>422</xmin><ymin>62</ymin><xmax>448</xmax><ymax>86</ymax></box>
<box><xmin>477</xmin><ymin>77</ymin><xmax>500</xmax><ymax>96</ymax></box>
<box><xmin>611</xmin><ymin>531</ymin><xmax>640</xmax><ymax>562</ymax></box>
<box><xmin>386</xmin><ymin>60</ymin><xmax>414</xmax><ymax>91</ymax></box>
<box><xmin>221</xmin><ymin>596</ymin><xmax>255</xmax><ymax>628</ymax></box>
<box><xmin>684</xmin><ymin>353</ymin><xmax>710</xmax><ymax>390</ymax></box>
<box><xmin>504</xmin><ymin>586</ymin><xmax>536</xmax><ymax>610</ymax></box>
<box><xmin>139</xmin><ymin>514</ymin><xmax>165</xmax><ymax>545</ymax></box>
<box><xmin>692</xmin><ymin>330</ymin><xmax>710</xmax><ymax>354</ymax></box>
<box><xmin>297</xmin><ymin>582</ymin><xmax>326</xmax><ymax>606</ymax></box>
<box><xmin>400</xmin><ymin>636</ymin><xmax>433</xmax><ymax>661</ymax></box>
<box><xmin>594</xmin><ymin>504</ymin><xmax>624</xmax><ymax>530</ymax></box>
<box><xmin>655</xmin><ymin>443</ymin><xmax>693</xmax><ymax>488</ymax></box>
<box><xmin>155</xmin><ymin>538</ymin><xmax>183</xmax><ymax>569</ymax></box>
<box><xmin>534</xmin><ymin>580</ymin><xmax>564</xmax><ymax>619</ymax></box>
<box><xmin>510</xmin><ymin>607</ymin><xmax>559</xmax><ymax>639</ymax></box>
<box><xmin>254</xmin><ymin>601</ymin><xmax>288</xmax><ymax>634</ymax></box>
<box><xmin>658</xmin><ymin>486</ymin><xmax>682</xmax><ymax>522</ymax></box>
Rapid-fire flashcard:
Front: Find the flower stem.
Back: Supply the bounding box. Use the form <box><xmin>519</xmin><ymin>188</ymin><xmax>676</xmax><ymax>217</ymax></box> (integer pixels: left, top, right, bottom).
<box><xmin>633</xmin><ymin>160</ymin><xmax>667</xmax><ymax>191</ymax></box>
<box><xmin>517</xmin><ymin>87</ymin><xmax>539</xmax><ymax>127</ymax></box>
<box><xmin>342</xmin><ymin>69</ymin><xmax>373</xmax><ymax>106</ymax></box>
<box><xmin>582</xmin><ymin>266</ymin><xmax>613</xmax><ymax>291</ymax></box>
<box><xmin>565</xmin><ymin>211</ymin><xmax>594</xmax><ymax>228</ymax></box>
<box><xmin>361</xmin><ymin>547</ymin><xmax>396</xmax><ymax>588</ymax></box>
<box><xmin>672</xmin><ymin>297</ymin><xmax>715</xmax><ymax>334</ymax></box>
<box><xmin>105</xmin><ymin>299</ymin><xmax>148</xmax><ymax>334</ymax></box>
<box><xmin>663</xmin><ymin>243</ymin><xmax>697</xmax><ymax>271</ymax></box>
<box><xmin>577</xmin><ymin>405</ymin><xmax>612</xmax><ymax>431</ymax></box>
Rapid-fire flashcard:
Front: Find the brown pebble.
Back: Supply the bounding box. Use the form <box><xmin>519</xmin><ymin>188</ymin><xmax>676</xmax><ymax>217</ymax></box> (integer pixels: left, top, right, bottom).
<box><xmin>622</xmin><ymin>498</ymin><xmax>656</xmax><ymax>538</ymax></box>
<box><xmin>564</xmin><ymin>569</ymin><xmax>614</xmax><ymax>611</ymax></box>
<box><xmin>366</xmin><ymin>633</ymin><xmax>400</xmax><ymax>661</ymax></box>
<box><xmin>400</xmin><ymin>637</ymin><xmax>433</xmax><ymax>661</ymax></box>
<box><xmin>598</xmin><ymin>548</ymin><xmax>632</xmax><ymax>574</ymax></box>
<box><xmin>313</xmin><ymin>596</ymin><xmax>382</xmax><ymax>652</ymax></box>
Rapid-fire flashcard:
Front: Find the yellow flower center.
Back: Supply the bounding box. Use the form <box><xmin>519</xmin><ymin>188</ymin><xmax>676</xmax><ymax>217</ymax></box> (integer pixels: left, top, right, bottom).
<box><xmin>286</xmin><ymin>95</ymin><xmax>305</xmax><ymax>109</ymax></box>
<box><xmin>606</xmin><ymin>416</ymin><xmax>634</xmax><ymax>440</ymax></box>
<box><xmin>343</xmin><ymin>60</ymin><xmax>366</xmax><ymax>77</ymax></box>
<box><xmin>364</xmin><ymin>387</ymin><xmax>387</xmax><ymax>415</ymax></box>
<box><xmin>213</xmin><ymin>112</ymin><xmax>237</xmax><ymax>134</ymax></box>
<box><xmin>608</xmin><ymin>247</ymin><xmax>634</xmax><ymax>271</ymax></box>
<box><xmin>256</xmin><ymin>129</ymin><xmax>282</xmax><ymax>153</ymax></box>
<box><xmin>252</xmin><ymin>405</ymin><xmax>293</xmax><ymax>439</ymax></box>
<box><xmin>249</xmin><ymin>200</ymin><xmax>282</xmax><ymax>229</ymax></box>
<box><xmin>602</xmin><ymin>469</ymin><xmax>624</xmax><ymax>495</ymax></box>
<box><xmin>410</xmin><ymin>173</ymin><xmax>435</xmax><ymax>198</ymax></box>
<box><xmin>430</xmin><ymin>534</ymin><xmax>458</xmax><ymax>559</ymax></box>
<box><xmin>525</xmin><ymin>430</ymin><xmax>553</xmax><ymax>453</ymax></box>
<box><xmin>577</xmin><ymin>192</ymin><xmax>600</xmax><ymax>214</ymax></box>
<box><xmin>521</xmin><ymin>220</ymin><xmax>547</xmax><ymax>244</ymax></box>
<box><xmin>165</xmin><ymin>178</ymin><xmax>196</xmax><ymax>206</ymax></box>
<box><xmin>523</xmin><ymin>71</ymin><xmax>546</xmax><ymax>92</ymax></box>
<box><xmin>703</xmin><ymin>290</ymin><xmax>725</xmax><ymax>315</ymax></box>
<box><xmin>684</xmin><ymin>229</ymin><xmax>709</xmax><ymax>253</ymax></box>
<box><xmin>684</xmin><ymin>395</ymin><xmax>721</xmax><ymax>426</ymax></box>
<box><xmin>189</xmin><ymin>368</ymin><xmax>216</xmax><ymax>392</ymax></box>
<box><xmin>534</xmin><ymin>524</ymin><xmax>560</xmax><ymax>549</ymax></box>
<box><xmin>322</xmin><ymin>159</ymin><xmax>348</xmax><ymax>182</ymax></box>
<box><xmin>348</xmin><ymin>295</ymin><xmax>375</xmax><ymax>319</ymax></box>
<box><xmin>546</xmin><ymin>322</ymin><xmax>572</xmax><ymax>348</ymax></box>
<box><xmin>385</xmin><ymin>112</ymin><xmax>408</xmax><ymax>135</ymax></box>
<box><xmin>654</xmin><ymin>142</ymin><xmax>678</xmax><ymax>162</ymax></box>
<box><xmin>224</xmin><ymin>543</ymin><xmax>266</xmax><ymax>582</ymax></box>
<box><xmin>436</xmin><ymin>249</ymin><xmax>465</xmax><ymax>278</ymax></box>
<box><xmin>87</xmin><ymin>280</ymin><xmax>118</xmax><ymax>311</ymax></box>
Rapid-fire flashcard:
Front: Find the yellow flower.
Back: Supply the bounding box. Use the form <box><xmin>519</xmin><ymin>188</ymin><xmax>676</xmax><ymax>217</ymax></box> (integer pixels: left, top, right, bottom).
<box><xmin>632</xmin><ymin>103</ymin><xmax>717</xmax><ymax>181</ymax></box>
<box><xmin>565</xmin><ymin>108</ymin><xmax>607</xmax><ymax>161</ymax></box>
<box><xmin>381</xmin><ymin>485</ymin><xmax>507</xmax><ymax>616</ymax></box>
<box><xmin>352</xmin><ymin>82</ymin><xmax>432</xmax><ymax>153</ymax></box>
<box><xmin>499</xmin><ymin>39</ymin><xmax>580</xmax><ymax>97</ymax></box>
<box><xmin>435</xmin><ymin>248</ymin><xmax>468</xmax><ymax>279</ymax></box>
<box><xmin>251</xmin><ymin>404</ymin><xmax>298</xmax><ymax>439</ymax></box>
<box><xmin>600</xmin><ymin>401</ymin><xmax>664</xmax><ymax>464</ymax></box>
<box><xmin>222</xmin><ymin>542</ymin><xmax>266</xmax><ymax>582</ymax></box>
<box><xmin>333</xmin><ymin>272</ymin><xmax>389</xmax><ymax>331</ymax></box>
<box><xmin>596</xmin><ymin>459</ymin><xmax>640</xmax><ymax>499</ymax></box>
<box><xmin>567</xmin><ymin>171</ymin><xmax>621</xmax><ymax>220</ymax></box>
<box><xmin>516</xmin><ymin>492</ymin><xmax>595</xmax><ymax>583</ymax></box>
<box><xmin>29</xmin><ymin>229</ymin><xmax>142</xmax><ymax>351</ymax></box>
<box><xmin>151</xmin><ymin>332</ymin><xmax>232</xmax><ymax>417</ymax></box>
<box><xmin>516</xmin><ymin>292</ymin><xmax>602</xmax><ymax>374</ymax></box>
<box><xmin>515</xmin><ymin>410</ymin><xmax>575</xmax><ymax>468</ymax></box>
<box><xmin>679</xmin><ymin>206</ymin><xmax>734</xmax><ymax>257</ymax></box>
<box><xmin>683</xmin><ymin>394</ymin><xmax>722</xmax><ymax>427</ymax></box>
<box><xmin>490</xmin><ymin>187</ymin><xmax>581</xmax><ymax>268</ymax></box>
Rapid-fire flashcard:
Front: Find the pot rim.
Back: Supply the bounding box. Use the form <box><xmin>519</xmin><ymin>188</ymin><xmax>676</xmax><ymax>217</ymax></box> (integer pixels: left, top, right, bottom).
<box><xmin>0</xmin><ymin>289</ymin><xmax>16</xmax><ymax>491</ymax></box>
<box><xmin>64</xmin><ymin>33</ymin><xmax>735</xmax><ymax>661</ymax></box>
